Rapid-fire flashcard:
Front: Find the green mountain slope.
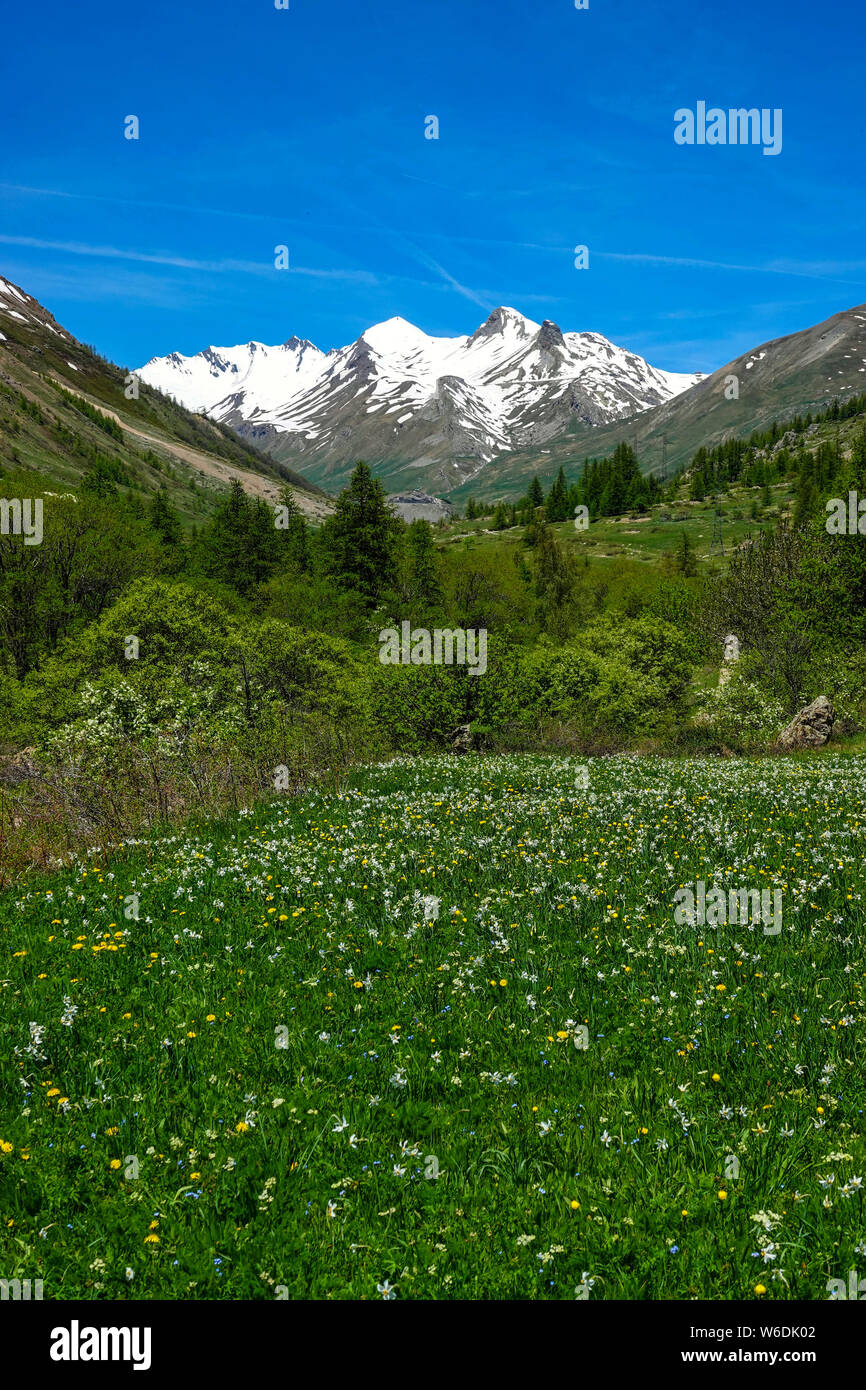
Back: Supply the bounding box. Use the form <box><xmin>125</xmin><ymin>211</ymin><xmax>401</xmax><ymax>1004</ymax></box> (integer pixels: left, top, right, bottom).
<box><xmin>449</xmin><ymin>302</ymin><xmax>866</xmax><ymax>500</ymax></box>
<box><xmin>0</xmin><ymin>277</ymin><xmax>331</xmax><ymax>524</ymax></box>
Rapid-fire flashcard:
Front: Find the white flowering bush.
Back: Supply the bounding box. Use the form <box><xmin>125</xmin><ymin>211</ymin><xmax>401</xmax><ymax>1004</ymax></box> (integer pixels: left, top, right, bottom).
<box><xmin>695</xmin><ymin>670</ymin><xmax>787</xmax><ymax>752</ymax></box>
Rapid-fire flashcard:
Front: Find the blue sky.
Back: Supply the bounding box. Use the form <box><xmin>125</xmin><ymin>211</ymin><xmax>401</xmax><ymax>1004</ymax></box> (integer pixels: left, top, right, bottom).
<box><xmin>1</xmin><ymin>0</ymin><xmax>864</xmax><ymax>373</ymax></box>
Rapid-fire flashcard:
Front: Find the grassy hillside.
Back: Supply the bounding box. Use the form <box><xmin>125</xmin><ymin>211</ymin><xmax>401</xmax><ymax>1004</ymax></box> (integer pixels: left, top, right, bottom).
<box><xmin>446</xmin><ymin>394</ymin><xmax>866</xmax><ymax>564</ymax></box>
<box><xmin>448</xmin><ymin>303</ymin><xmax>866</xmax><ymax>502</ymax></box>
<box><xmin>0</xmin><ymin>278</ymin><xmax>331</xmax><ymax>525</ymax></box>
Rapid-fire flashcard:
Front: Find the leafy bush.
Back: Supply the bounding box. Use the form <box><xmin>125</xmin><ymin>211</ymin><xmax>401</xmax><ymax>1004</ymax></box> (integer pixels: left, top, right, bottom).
<box><xmin>694</xmin><ymin>666</ymin><xmax>787</xmax><ymax>753</ymax></box>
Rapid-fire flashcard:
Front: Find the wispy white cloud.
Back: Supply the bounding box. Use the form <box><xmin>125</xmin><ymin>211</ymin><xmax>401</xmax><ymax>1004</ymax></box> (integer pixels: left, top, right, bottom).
<box><xmin>0</xmin><ymin>233</ymin><xmax>383</xmax><ymax>285</ymax></box>
<box><xmin>0</xmin><ymin>233</ymin><xmax>268</xmax><ymax>273</ymax></box>
<box><xmin>397</xmin><ymin>243</ymin><xmax>494</xmax><ymax>310</ymax></box>
<box><xmin>0</xmin><ymin>182</ymin><xmax>273</xmax><ymax>224</ymax></box>
<box><xmin>599</xmin><ymin>250</ymin><xmax>866</xmax><ymax>287</ymax></box>
<box><xmin>0</xmin><ymin>233</ymin><xmax>541</xmax><ymax>320</ymax></box>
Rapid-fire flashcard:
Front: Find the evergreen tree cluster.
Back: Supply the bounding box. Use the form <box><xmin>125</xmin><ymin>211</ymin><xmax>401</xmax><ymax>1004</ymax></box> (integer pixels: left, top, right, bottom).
<box><xmin>677</xmin><ymin>392</ymin><xmax>866</xmax><ymax>500</ymax></box>
<box><xmin>575</xmin><ymin>444</ymin><xmax>662</xmax><ymax>517</ymax></box>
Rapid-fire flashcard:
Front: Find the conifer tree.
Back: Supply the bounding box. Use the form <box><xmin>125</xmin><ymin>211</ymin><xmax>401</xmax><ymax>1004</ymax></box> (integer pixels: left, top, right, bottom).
<box><xmin>276</xmin><ymin>486</ymin><xmax>310</xmax><ymax>573</ymax></box>
<box><xmin>545</xmin><ymin>466</ymin><xmax>570</xmax><ymax>522</ymax></box>
<box><xmin>149</xmin><ymin>486</ymin><xmax>181</xmax><ymax>546</ymax></box>
<box><xmin>533</xmin><ymin>521</ymin><xmax>578</xmax><ymax>637</ymax></box>
<box><xmin>319</xmin><ymin>461</ymin><xmax>400</xmax><ymax>604</ymax></box>
<box><xmin>674</xmin><ymin>528</ymin><xmax>697</xmax><ymax>577</ymax></box>
<box><xmin>404</xmin><ymin>518</ymin><xmax>443</xmax><ymax>606</ymax></box>
<box><xmin>527</xmin><ymin>476</ymin><xmax>544</xmax><ymax>509</ymax></box>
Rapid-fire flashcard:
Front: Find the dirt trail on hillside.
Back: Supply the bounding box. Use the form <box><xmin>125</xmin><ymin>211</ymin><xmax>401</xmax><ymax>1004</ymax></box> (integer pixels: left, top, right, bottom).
<box><xmin>50</xmin><ymin>377</ymin><xmax>332</xmax><ymax>519</ymax></box>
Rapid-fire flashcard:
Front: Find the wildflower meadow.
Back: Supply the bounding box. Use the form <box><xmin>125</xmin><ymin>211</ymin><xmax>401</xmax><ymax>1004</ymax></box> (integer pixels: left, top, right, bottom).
<box><xmin>2</xmin><ymin>752</ymin><xmax>863</xmax><ymax>1300</ymax></box>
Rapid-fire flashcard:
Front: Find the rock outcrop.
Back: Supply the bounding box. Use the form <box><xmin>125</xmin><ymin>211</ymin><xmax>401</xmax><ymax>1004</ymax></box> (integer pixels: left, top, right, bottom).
<box><xmin>450</xmin><ymin>724</ymin><xmax>473</xmax><ymax>754</ymax></box>
<box><xmin>718</xmin><ymin>634</ymin><xmax>740</xmax><ymax>687</ymax></box>
<box><xmin>777</xmin><ymin>696</ymin><xmax>834</xmax><ymax>750</ymax></box>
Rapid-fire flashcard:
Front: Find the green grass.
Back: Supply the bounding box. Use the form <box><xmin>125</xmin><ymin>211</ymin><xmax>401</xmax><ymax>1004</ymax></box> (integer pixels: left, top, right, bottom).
<box><xmin>440</xmin><ymin>485</ymin><xmax>796</xmax><ymax>567</ymax></box>
<box><xmin>1</xmin><ymin>752</ymin><xmax>863</xmax><ymax>1300</ymax></box>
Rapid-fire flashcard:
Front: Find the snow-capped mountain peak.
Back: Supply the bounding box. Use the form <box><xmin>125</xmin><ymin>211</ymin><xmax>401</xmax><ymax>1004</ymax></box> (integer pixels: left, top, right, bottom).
<box><xmin>468</xmin><ymin>306</ymin><xmax>540</xmax><ymax>342</ymax></box>
<box><xmin>137</xmin><ymin>307</ymin><xmax>702</xmax><ymax>484</ymax></box>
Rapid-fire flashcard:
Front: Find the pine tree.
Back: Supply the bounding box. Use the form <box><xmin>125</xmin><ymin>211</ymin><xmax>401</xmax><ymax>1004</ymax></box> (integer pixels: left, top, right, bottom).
<box><xmin>545</xmin><ymin>466</ymin><xmax>570</xmax><ymax>522</ymax></box>
<box><xmin>688</xmin><ymin>469</ymin><xmax>706</xmax><ymax>502</ymax></box>
<box><xmin>793</xmin><ymin>476</ymin><xmax>818</xmax><ymax>529</ymax></box>
<box><xmin>319</xmin><ymin>461</ymin><xmax>400</xmax><ymax>604</ymax></box>
<box><xmin>198</xmin><ymin>479</ymin><xmax>250</xmax><ymax>588</ymax></box>
<box><xmin>197</xmin><ymin>479</ymin><xmax>279</xmax><ymax>594</ymax></box>
<box><xmin>673</xmin><ymin>529</ymin><xmax>697</xmax><ymax>577</ymax></box>
<box><xmin>275</xmin><ymin>486</ymin><xmax>310</xmax><ymax>573</ymax></box>
<box><xmin>149</xmin><ymin>486</ymin><xmax>181</xmax><ymax>546</ymax></box>
<box><xmin>527</xmin><ymin>476</ymin><xmax>544</xmax><ymax>509</ymax></box>
<box><xmin>404</xmin><ymin>519</ymin><xmax>443</xmax><ymax>606</ymax></box>
<box><xmin>533</xmin><ymin>521</ymin><xmax>578</xmax><ymax>637</ymax></box>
